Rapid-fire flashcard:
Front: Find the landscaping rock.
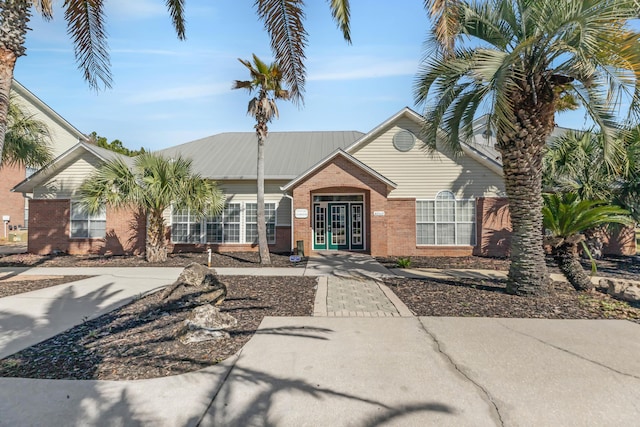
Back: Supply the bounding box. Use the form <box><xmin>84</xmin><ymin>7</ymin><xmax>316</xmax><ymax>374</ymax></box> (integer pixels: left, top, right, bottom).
<box><xmin>601</xmin><ymin>278</ymin><xmax>640</xmax><ymax>302</ymax></box>
<box><xmin>179</xmin><ymin>304</ymin><xmax>238</xmax><ymax>344</ymax></box>
<box><xmin>176</xmin><ymin>262</ymin><xmax>214</xmax><ymax>287</ymax></box>
<box><xmin>162</xmin><ymin>262</ymin><xmax>224</xmax><ymax>300</ymax></box>
<box><xmin>622</xmin><ymin>285</ymin><xmax>640</xmax><ymax>303</ymax></box>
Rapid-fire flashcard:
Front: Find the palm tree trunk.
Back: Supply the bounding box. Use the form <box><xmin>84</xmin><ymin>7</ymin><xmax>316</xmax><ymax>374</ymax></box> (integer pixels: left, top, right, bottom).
<box><xmin>500</xmin><ymin>103</ymin><xmax>553</xmax><ymax>295</ymax></box>
<box><xmin>146</xmin><ymin>211</ymin><xmax>168</xmax><ymax>263</ymax></box>
<box><xmin>555</xmin><ymin>243</ymin><xmax>593</xmax><ymax>292</ymax></box>
<box><xmin>0</xmin><ymin>1</ymin><xmax>30</xmax><ymax>160</ymax></box>
<box><xmin>256</xmin><ymin>136</ymin><xmax>271</xmax><ymax>265</ymax></box>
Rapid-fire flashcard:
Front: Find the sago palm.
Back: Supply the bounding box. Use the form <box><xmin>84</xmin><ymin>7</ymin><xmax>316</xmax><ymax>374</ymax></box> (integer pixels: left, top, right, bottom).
<box><xmin>1</xmin><ymin>94</ymin><xmax>51</xmax><ymax>168</ymax></box>
<box><xmin>79</xmin><ymin>153</ymin><xmax>224</xmax><ymax>263</ymax></box>
<box><xmin>414</xmin><ymin>0</ymin><xmax>640</xmax><ymax>295</ymax></box>
<box><xmin>542</xmin><ymin>193</ymin><xmax>633</xmax><ymax>291</ymax></box>
<box><xmin>233</xmin><ymin>54</ymin><xmax>290</xmax><ymax>265</ymax></box>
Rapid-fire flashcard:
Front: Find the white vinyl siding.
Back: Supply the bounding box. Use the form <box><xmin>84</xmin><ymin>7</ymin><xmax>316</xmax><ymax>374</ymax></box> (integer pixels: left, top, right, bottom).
<box><xmin>70</xmin><ymin>201</ymin><xmax>106</xmax><ymax>239</ymax></box>
<box><xmin>34</xmin><ymin>152</ymin><xmax>102</xmax><ymax>199</ymax></box>
<box><xmin>417</xmin><ymin>191</ymin><xmax>476</xmax><ymax>246</ymax></box>
<box><xmin>350</xmin><ymin>117</ymin><xmax>505</xmax><ymax>199</ymax></box>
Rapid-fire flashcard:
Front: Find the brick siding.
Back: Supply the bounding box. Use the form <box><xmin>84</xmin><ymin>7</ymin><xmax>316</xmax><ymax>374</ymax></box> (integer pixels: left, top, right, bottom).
<box><xmin>28</xmin><ymin>200</ymin><xmax>146</xmax><ymax>255</ymax></box>
<box><xmin>0</xmin><ymin>164</ymin><xmax>28</xmax><ymax>234</ymax></box>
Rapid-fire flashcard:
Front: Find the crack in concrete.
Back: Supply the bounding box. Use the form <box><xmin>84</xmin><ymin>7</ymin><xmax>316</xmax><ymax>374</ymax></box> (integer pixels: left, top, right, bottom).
<box><xmin>496</xmin><ymin>320</ymin><xmax>640</xmax><ymax>381</ymax></box>
<box><xmin>418</xmin><ymin>321</ymin><xmax>505</xmax><ymax>427</ymax></box>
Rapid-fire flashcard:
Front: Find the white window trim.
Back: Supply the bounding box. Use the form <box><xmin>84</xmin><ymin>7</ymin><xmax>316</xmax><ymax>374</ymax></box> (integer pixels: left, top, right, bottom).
<box><xmin>170</xmin><ymin>201</ymin><xmax>278</xmax><ymax>245</ymax></box>
<box><xmin>416</xmin><ymin>191</ymin><xmax>476</xmax><ymax>246</ymax></box>
<box><xmin>70</xmin><ymin>201</ymin><xmax>107</xmax><ymax>240</ymax></box>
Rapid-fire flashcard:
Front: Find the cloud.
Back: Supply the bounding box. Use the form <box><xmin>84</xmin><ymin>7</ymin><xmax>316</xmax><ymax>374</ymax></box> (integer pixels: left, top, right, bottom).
<box><xmin>125</xmin><ymin>83</ymin><xmax>231</xmax><ymax>104</ymax></box>
<box><xmin>308</xmin><ymin>58</ymin><xmax>418</xmax><ymax>81</ymax></box>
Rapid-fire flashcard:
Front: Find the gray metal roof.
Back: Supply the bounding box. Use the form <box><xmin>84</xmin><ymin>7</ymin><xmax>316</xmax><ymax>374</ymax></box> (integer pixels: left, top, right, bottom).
<box><xmin>156</xmin><ymin>131</ymin><xmax>364</xmax><ymax>180</ymax></box>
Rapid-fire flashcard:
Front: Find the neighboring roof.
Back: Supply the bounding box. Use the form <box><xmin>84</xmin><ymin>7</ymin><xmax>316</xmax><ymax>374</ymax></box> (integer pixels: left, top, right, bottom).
<box><xmin>281</xmin><ymin>149</ymin><xmax>397</xmax><ymax>192</ymax></box>
<box><xmin>11</xmin><ymin>80</ymin><xmax>88</xmax><ymax>142</ymax></box>
<box><xmin>12</xmin><ymin>142</ymin><xmax>132</xmax><ymax>194</ymax></box>
<box><xmin>156</xmin><ymin>131</ymin><xmax>364</xmax><ymax>180</ymax></box>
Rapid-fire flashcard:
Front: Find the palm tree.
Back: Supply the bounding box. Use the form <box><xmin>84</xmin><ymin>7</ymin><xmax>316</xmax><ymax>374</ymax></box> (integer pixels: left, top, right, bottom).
<box><xmin>0</xmin><ymin>1</ymin><xmax>351</xmax><ymax>162</ymax></box>
<box><xmin>79</xmin><ymin>153</ymin><xmax>224</xmax><ymax>262</ymax></box>
<box><xmin>233</xmin><ymin>55</ymin><xmax>290</xmax><ymax>265</ymax></box>
<box><xmin>1</xmin><ymin>94</ymin><xmax>51</xmax><ymax>168</ymax></box>
<box><xmin>543</xmin><ymin>193</ymin><xmax>633</xmax><ymax>291</ymax></box>
<box><xmin>414</xmin><ymin>0</ymin><xmax>640</xmax><ymax>295</ymax></box>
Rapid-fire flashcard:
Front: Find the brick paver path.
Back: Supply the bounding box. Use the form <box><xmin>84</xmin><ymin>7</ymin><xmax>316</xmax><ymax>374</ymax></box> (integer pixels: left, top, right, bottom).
<box><xmin>325</xmin><ymin>276</ymin><xmax>400</xmax><ymax>317</ymax></box>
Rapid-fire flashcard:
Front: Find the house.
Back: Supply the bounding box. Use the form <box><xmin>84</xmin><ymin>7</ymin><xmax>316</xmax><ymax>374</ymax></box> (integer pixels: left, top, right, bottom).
<box><xmin>13</xmin><ymin>107</ymin><xmax>637</xmax><ymax>257</ymax></box>
<box><xmin>0</xmin><ymin>80</ymin><xmax>87</xmax><ymax>238</ymax></box>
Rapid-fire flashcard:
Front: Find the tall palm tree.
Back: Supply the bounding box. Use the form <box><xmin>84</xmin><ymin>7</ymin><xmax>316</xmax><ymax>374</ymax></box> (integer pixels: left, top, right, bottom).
<box><xmin>1</xmin><ymin>94</ymin><xmax>51</xmax><ymax>168</ymax></box>
<box><xmin>543</xmin><ymin>192</ymin><xmax>633</xmax><ymax>291</ymax></box>
<box><xmin>79</xmin><ymin>153</ymin><xmax>224</xmax><ymax>262</ymax></box>
<box><xmin>414</xmin><ymin>0</ymin><xmax>640</xmax><ymax>295</ymax></box>
<box><xmin>233</xmin><ymin>55</ymin><xmax>290</xmax><ymax>265</ymax></box>
<box><xmin>0</xmin><ymin>1</ymin><xmax>351</xmax><ymax>161</ymax></box>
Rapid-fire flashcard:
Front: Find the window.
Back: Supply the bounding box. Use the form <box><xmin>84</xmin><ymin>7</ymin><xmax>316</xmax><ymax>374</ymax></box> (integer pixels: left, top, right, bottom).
<box><xmin>70</xmin><ymin>201</ymin><xmax>106</xmax><ymax>239</ymax></box>
<box><xmin>171</xmin><ymin>207</ymin><xmax>201</xmax><ymax>243</ymax></box>
<box><xmin>245</xmin><ymin>203</ymin><xmax>276</xmax><ymax>243</ymax></box>
<box><xmin>207</xmin><ymin>203</ymin><xmax>241</xmax><ymax>243</ymax></box>
<box><xmin>172</xmin><ymin>202</ymin><xmax>276</xmax><ymax>244</ymax></box>
<box><xmin>417</xmin><ymin>191</ymin><xmax>475</xmax><ymax>245</ymax></box>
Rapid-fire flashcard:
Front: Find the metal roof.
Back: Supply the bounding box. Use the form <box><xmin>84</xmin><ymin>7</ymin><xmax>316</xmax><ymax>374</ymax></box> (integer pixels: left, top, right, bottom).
<box><xmin>155</xmin><ymin>131</ymin><xmax>364</xmax><ymax>180</ymax></box>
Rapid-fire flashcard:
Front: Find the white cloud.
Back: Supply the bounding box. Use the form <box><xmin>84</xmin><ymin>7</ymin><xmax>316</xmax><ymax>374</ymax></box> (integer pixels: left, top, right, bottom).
<box><xmin>125</xmin><ymin>83</ymin><xmax>231</xmax><ymax>104</ymax></box>
<box><xmin>308</xmin><ymin>58</ymin><xmax>418</xmax><ymax>81</ymax></box>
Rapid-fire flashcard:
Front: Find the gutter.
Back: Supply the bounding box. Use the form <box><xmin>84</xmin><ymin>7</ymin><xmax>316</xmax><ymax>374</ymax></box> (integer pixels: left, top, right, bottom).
<box><xmin>283</xmin><ymin>192</ymin><xmax>294</xmax><ymax>253</ymax></box>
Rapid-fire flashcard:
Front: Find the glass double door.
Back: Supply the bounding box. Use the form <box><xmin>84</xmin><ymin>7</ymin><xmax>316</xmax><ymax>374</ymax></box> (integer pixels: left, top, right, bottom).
<box><xmin>313</xmin><ymin>202</ymin><xmax>364</xmax><ymax>251</ymax></box>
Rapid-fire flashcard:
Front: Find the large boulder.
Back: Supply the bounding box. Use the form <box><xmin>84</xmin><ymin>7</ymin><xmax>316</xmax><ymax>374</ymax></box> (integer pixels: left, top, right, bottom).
<box><xmin>179</xmin><ymin>304</ymin><xmax>238</xmax><ymax>344</ymax></box>
<box><xmin>162</xmin><ymin>262</ymin><xmax>225</xmax><ymax>300</ymax></box>
<box><xmin>599</xmin><ymin>278</ymin><xmax>640</xmax><ymax>303</ymax></box>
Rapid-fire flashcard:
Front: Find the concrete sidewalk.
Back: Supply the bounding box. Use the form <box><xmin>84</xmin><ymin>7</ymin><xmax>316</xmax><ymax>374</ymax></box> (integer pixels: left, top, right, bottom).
<box><xmin>1</xmin><ymin>259</ymin><xmax>640</xmax><ymax>426</ymax></box>
<box><xmin>2</xmin><ymin>317</ymin><xmax>638</xmax><ymax>426</ymax></box>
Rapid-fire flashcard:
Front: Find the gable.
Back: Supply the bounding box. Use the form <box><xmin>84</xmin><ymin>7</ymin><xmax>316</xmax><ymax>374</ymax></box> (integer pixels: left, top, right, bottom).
<box><xmin>12</xmin><ymin>80</ymin><xmax>87</xmax><ymax>157</ymax></box>
<box><xmin>349</xmin><ymin>113</ymin><xmax>505</xmax><ymax>199</ymax></box>
<box><xmin>33</xmin><ymin>150</ymin><xmax>103</xmax><ymax>199</ymax></box>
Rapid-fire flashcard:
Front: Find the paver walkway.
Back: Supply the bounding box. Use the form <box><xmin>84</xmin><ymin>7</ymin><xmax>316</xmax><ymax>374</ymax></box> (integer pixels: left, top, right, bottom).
<box><xmin>307</xmin><ymin>253</ymin><xmax>414</xmax><ymax>317</ymax></box>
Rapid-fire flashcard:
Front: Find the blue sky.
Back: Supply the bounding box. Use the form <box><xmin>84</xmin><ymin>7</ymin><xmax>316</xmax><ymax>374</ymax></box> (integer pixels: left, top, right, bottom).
<box><xmin>15</xmin><ymin>0</ymin><xmax>590</xmax><ymax>151</ymax></box>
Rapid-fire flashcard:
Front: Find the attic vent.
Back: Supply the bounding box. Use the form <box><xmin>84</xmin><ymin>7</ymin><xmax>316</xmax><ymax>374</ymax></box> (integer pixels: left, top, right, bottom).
<box><xmin>393</xmin><ymin>130</ymin><xmax>415</xmax><ymax>152</ymax></box>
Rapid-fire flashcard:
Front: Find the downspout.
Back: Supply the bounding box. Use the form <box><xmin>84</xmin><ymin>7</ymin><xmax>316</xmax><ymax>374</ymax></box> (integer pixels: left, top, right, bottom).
<box><xmin>283</xmin><ymin>192</ymin><xmax>294</xmax><ymax>253</ymax></box>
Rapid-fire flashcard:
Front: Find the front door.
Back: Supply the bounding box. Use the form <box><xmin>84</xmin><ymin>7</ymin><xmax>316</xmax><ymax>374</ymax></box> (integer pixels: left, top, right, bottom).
<box><xmin>313</xmin><ymin>199</ymin><xmax>365</xmax><ymax>251</ymax></box>
<box><xmin>328</xmin><ymin>203</ymin><xmax>348</xmax><ymax>250</ymax></box>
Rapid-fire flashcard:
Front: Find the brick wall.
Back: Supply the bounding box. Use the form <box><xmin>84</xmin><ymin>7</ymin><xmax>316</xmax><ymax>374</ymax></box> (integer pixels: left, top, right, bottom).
<box><xmin>291</xmin><ymin>155</ymin><xmax>391</xmax><ymax>256</ymax></box>
<box><xmin>475</xmin><ymin>197</ymin><xmax>512</xmax><ymax>257</ymax></box>
<box><xmin>28</xmin><ymin>200</ymin><xmax>146</xmax><ymax>255</ymax></box>
<box><xmin>0</xmin><ymin>164</ymin><xmax>27</xmax><ymax>235</ymax></box>
<box><xmin>169</xmin><ymin>226</ymin><xmax>291</xmax><ymax>254</ymax></box>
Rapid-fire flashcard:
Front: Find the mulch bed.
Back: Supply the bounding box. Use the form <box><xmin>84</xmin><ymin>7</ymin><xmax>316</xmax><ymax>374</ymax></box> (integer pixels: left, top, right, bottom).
<box><xmin>385</xmin><ymin>277</ymin><xmax>640</xmax><ymax>321</ymax></box>
<box><xmin>0</xmin><ymin>275</ymin><xmax>316</xmax><ymax>380</ymax></box>
<box><xmin>377</xmin><ymin>255</ymin><xmax>640</xmax><ymax>281</ymax></box>
<box><xmin>0</xmin><ymin>276</ymin><xmax>94</xmax><ymax>298</ymax></box>
<box><xmin>0</xmin><ymin>251</ymin><xmax>303</xmax><ymax>268</ymax></box>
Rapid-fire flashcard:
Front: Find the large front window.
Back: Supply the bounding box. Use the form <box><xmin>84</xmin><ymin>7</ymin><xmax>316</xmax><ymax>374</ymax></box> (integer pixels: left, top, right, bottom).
<box><xmin>171</xmin><ymin>202</ymin><xmax>277</xmax><ymax>244</ymax></box>
<box><xmin>416</xmin><ymin>191</ymin><xmax>475</xmax><ymax>245</ymax></box>
<box><xmin>70</xmin><ymin>201</ymin><xmax>106</xmax><ymax>239</ymax></box>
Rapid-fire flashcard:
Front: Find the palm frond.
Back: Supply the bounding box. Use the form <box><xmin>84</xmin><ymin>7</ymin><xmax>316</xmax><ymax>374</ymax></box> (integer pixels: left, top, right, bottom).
<box><xmin>64</xmin><ymin>0</ymin><xmax>112</xmax><ymax>90</ymax></box>
<box><xmin>327</xmin><ymin>0</ymin><xmax>351</xmax><ymax>43</ymax></box>
<box><xmin>164</xmin><ymin>0</ymin><xmax>186</xmax><ymax>40</ymax></box>
<box><xmin>2</xmin><ymin>96</ymin><xmax>52</xmax><ymax>168</ymax></box>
